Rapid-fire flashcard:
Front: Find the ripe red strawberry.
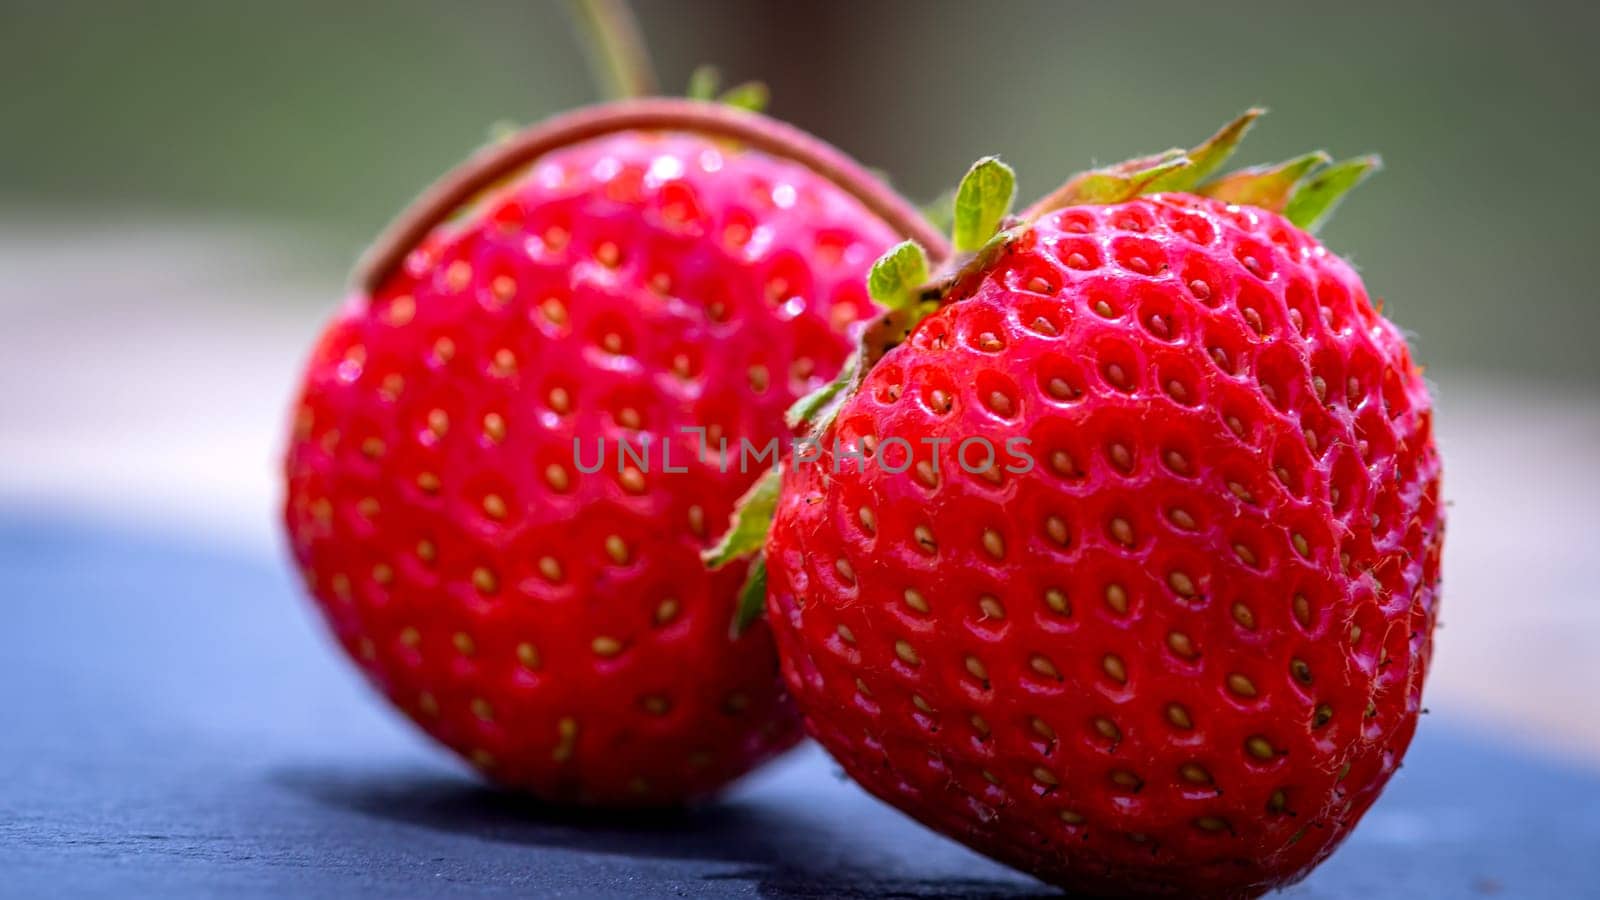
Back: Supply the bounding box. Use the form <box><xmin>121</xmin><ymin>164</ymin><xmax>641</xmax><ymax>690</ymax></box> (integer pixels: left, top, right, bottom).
<box><xmin>282</xmin><ymin>100</ymin><xmax>943</xmax><ymax>805</ymax></box>
<box><xmin>754</xmin><ymin>115</ymin><xmax>1443</xmax><ymax>894</ymax></box>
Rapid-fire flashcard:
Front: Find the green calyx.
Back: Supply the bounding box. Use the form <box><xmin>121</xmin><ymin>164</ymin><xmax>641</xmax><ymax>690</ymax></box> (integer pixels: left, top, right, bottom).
<box><xmin>1145</xmin><ymin>107</ymin><xmax>1264</xmax><ymax>193</ymax></box>
<box><xmin>686</xmin><ymin>65</ymin><xmax>770</xmax><ymax>113</ymax></box>
<box><xmin>1283</xmin><ymin>155</ymin><xmax>1382</xmax><ymax>232</ymax></box>
<box><xmin>703</xmin><ymin>466</ymin><xmax>781</xmax><ymax>636</ymax></box>
<box><xmin>781</xmin><ymin>237</ymin><xmax>932</xmax><ymax>436</ymax></box>
<box><xmin>686</xmin><ymin>65</ymin><xmax>720</xmax><ymax>100</ymax></box>
<box><xmin>867</xmin><ymin>239</ymin><xmax>933</xmax><ymax>308</ymax></box>
<box><xmin>784</xmin><ymin>353</ymin><xmax>858</xmax><ymax>432</ymax></box>
<box><xmin>703</xmin><ymin>468</ymin><xmax>781</xmax><ymax>570</ymax></box>
<box><xmin>733</xmin><ymin>556</ymin><xmax>769</xmax><ymax>635</ymax></box>
<box><xmin>1197</xmin><ymin>148</ymin><xmax>1379</xmax><ymax>233</ymax></box>
<box><xmin>705</xmin><ymin>160</ymin><xmax>1019</xmax><ymax>630</ymax></box>
<box><xmin>1017</xmin><ymin>109</ymin><xmax>1257</xmax><ymax>218</ymax></box>
<box><xmin>952</xmin><ymin>157</ymin><xmax>1017</xmax><ymax>253</ymax></box>
<box><xmin>706</xmin><ymin>223</ymin><xmax>948</xmax><ymax>631</ymax></box>
<box><xmin>1054</xmin><ymin>153</ymin><xmax>1192</xmax><ymax>206</ymax></box>
<box><xmin>1018</xmin><ymin>108</ymin><xmax>1377</xmax><ymax>233</ymax></box>
<box><xmin>1200</xmin><ymin>150</ymin><xmax>1330</xmax><ymax>210</ymax></box>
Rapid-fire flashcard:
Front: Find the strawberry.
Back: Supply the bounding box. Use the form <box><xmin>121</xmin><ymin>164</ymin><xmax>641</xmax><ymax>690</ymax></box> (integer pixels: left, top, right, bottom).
<box><xmin>730</xmin><ymin>112</ymin><xmax>1443</xmax><ymax>895</ymax></box>
<box><xmin>282</xmin><ymin>100</ymin><xmax>945</xmax><ymax>805</ymax></box>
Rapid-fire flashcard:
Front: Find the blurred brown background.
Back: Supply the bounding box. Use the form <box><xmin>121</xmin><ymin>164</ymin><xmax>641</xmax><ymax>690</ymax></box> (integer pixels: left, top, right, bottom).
<box><xmin>1</xmin><ymin>0</ymin><xmax>1597</xmax><ymax>763</ymax></box>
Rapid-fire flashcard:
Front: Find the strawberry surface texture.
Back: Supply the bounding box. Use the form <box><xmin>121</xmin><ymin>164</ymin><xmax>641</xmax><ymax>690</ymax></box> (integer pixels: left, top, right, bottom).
<box><xmin>765</xmin><ymin>194</ymin><xmax>1443</xmax><ymax>896</ymax></box>
<box><xmin>283</xmin><ymin>130</ymin><xmax>900</xmax><ymax>804</ymax></box>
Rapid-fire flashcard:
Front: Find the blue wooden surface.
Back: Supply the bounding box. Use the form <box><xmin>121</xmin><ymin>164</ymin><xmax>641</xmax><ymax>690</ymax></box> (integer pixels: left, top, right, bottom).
<box><xmin>4</xmin><ymin>515</ymin><xmax>1597</xmax><ymax>898</ymax></box>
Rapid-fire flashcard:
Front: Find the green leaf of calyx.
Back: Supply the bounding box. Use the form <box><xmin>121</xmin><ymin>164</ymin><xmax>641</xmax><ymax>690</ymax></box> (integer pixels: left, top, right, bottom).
<box><xmin>485</xmin><ymin>119</ymin><xmax>521</xmax><ymax>145</ymax></box>
<box><xmin>1200</xmin><ymin>151</ymin><xmax>1332</xmax><ymax>213</ymax></box>
<box><xmin>718</xmin><ymin>81</ymin><xmax>769</xmax><ymax>113</ymax></box>
<box><xmin>1072</xmin><ymin>153</ymin><xmax>1191</xmax><ymax>204</ymax></box>
<box><xmin>785</xmin><ymin>238</ymin><xmax>936</xmax><ymax>437</ymax></box>
<box><xmin>1284</xmin><ymin>155</ymin><xmax>1382</xmax><ymax>232</ymax></box>
<box><xmin>702</xmin><ymin>468</ymin><xmax>781</xmax><ymax>570</ymax></box>
<box><xmin>1021</xmin><ymin>154</ymin><xmax>1191</xmax><ymax>221</ymax></box>
<box><xmin>952</xmin><ymin>157</ymin><xmax>1017</xmax><ymax>253</ymax></box>
<box><xmin>867</xmin><ymin>240</ymin><xmax>931</xmax><ymax>311</ymax></box>
<box><xmin>1018</xmin><ymin>109</ymin><xmax>1265</xmax><ymax>222</ymax></box>
<box><xmin>708</xmin><ymin>469</ymin><xmax>781</xmax><ymax>635</ymax></box>
<box><xmin>687</xmin><ymin>65</ymin><xmax>721</xmax><ymax>100</ymax></box>
<box><xmin>731</xmin><ymin>554</ymin><xmax>769</xmax><ymax>635</ymax></box>
<box><xmin>785</xmin><ymin>351</ymin><xmax>858</xmax><ymax>431</ymax></box>
<box><xmin>1144</xmin><ymin>108</ymin><xmax>1265</xmax><ymax>194</ymax></box>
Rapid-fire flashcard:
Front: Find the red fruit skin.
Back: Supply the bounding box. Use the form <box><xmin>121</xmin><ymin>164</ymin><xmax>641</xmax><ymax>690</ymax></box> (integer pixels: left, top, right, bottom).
<box><xmin>766</xmin><ymin>195</ymin><xmax>1443</xmax><ymax>896</ymax></box>
<box><xmin>283</xmin><ymin>131</ymin><xmax>897</xmax><ymax>805</ymax></box>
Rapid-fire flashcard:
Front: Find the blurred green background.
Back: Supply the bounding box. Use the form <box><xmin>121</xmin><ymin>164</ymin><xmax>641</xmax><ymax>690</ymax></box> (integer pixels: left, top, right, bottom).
<box><xmin>1</xmin><ymin>0</ymin><xmax>1597</xmax><ymax>382</ymax></box>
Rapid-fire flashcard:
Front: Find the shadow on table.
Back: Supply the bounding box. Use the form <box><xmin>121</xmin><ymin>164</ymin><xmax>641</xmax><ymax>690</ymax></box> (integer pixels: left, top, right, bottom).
<box><xmin>274</xmin><ymin>766</ymin><xmax>1057</xmax><ymax>899</ymax></box>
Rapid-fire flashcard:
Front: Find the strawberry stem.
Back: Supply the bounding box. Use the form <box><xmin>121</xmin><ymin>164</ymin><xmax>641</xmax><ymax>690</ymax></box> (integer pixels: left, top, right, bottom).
<box><xmin>356</xmin><ymin>99</ymin><xmax>952</xmax><ymax>293</ymax></box>
<box><xmin>566</xmin><ymin>0</ymin><xmax>659</xmax><ymax>100</ymax></box>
